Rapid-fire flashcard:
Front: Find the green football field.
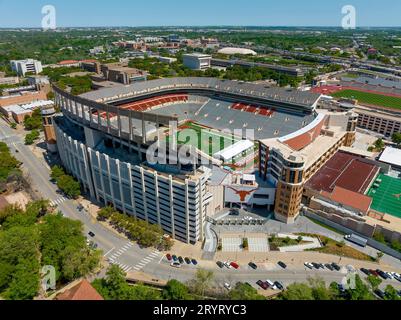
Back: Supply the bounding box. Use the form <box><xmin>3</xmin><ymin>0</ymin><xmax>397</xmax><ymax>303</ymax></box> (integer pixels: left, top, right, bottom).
<box><xmin>367</xmin><ymin>174</ymin><xmax>401</xmax><ymax>219</ymax></box>
<box><xmin>331</xmin><ymin>90</ymin><xmax>401</xmax><ymax>110</ymax></box>
<box><xmin>165</xmin><ymin>122</ymin><xmax>241</xmax><ymax>157</ymax></box>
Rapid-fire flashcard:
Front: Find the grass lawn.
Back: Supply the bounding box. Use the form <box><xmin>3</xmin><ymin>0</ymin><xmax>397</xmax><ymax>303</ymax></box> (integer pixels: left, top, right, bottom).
<box><xmin>269</xmin><ymin>237</ymin><xmax>311</xmax><ymax>251</ymax></box>
<box><xmin>331</xmin><ymin>89</ymin><xmax>401</xmax><ymax>110</ymax></box>
<box><xmin>300</xmin><ymin>233</ymin><xmax>374</xmax><ymax>262</ymax></box>
<box><xmin>165</xmin><ymin>121</ymin><xmax>241</xmax><ymax>157</ymax></box>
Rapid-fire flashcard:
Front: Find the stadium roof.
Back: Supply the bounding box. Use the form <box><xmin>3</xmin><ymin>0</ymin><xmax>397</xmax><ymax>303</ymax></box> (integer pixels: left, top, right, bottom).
<box><xmin>80</xmin><ymin>77</ymin><xmax>321</xmax><ymax>109</ymax></box>
<box><xmin>218</xmin><ymin>47</ymin><xmax>257</xmax><ymax>56</ymax></box>
<box><xmin>379</xmin><ymin>147</ymin><xmax>401</xmax><ymax>168</ymax></box>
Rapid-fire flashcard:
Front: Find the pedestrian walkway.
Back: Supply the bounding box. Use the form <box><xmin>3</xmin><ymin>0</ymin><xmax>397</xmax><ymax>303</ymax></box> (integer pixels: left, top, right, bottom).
<box><xmin>111</xmin><ymin>261</ymin><xmax>132</xmax><ymax>273</ymax></box>
<box><xmin>108</xmin><ymin>242</ymin><xmax>134</xmax><ymax>263</ymax></box>
<box><xmin>248</xmin><ymin>237</ymin><xmax>269</xmax><ymax>253</ymax></box>
<box><xmin>133</xmin><ymin>250</ymin><xmax>162</xmax><ymax>271</ymax></box>
<box><xmin>222</xmin><ymin>237</ymin><xmax>242</xmax><ymax>252</ymax></box>
<box><xmin>50</xmin><ymin>196</ymin><xmax>68</xmax><ymax>207</ymax></box>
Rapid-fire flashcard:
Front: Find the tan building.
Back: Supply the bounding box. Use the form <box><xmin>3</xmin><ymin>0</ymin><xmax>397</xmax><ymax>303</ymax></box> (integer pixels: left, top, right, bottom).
<box><xmin>100</xmin><ymin>63</ymin><xmax>147</xmax><ymax>85</ymax></box>
<box><xmin>259</xmin><ymin>111</ymin><xmax>357</xmax><ymax>223</ymax></box>
<box><xmin>356</xmin><ymin>106</ymin><xmax>401</xmax><ymax>137</ymax></box>
<box><xmin>0</xmin><ymin>76</ymin><xmax>20</xmax><ymax>86</ymax></box>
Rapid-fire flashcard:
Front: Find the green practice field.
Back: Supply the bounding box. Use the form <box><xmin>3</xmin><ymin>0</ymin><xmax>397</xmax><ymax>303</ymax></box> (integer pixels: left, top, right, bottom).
<box><xmin>367</xmin><ymin>174</ymin><xmax>401</xmax><ymax>219</ymax></box>
<box><xmin>165</xmin><ymin>122</ymin><xmax>241</xmax><ymax>157</ymax></box>
<box><xmin>331</xmin><ymin>90</ymin><xmax>401</xmax><ymax>110</ymax></box>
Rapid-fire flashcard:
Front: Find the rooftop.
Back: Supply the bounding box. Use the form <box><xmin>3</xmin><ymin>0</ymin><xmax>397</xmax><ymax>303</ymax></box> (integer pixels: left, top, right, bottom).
<box><xmin>56</xmin><ymin>280</ymin><xmax>104</xmax><ymax>301</ymax></box>
<box><xmin>306</xmin><ymin>150</ymin><xmax>380</xmax><ymax>194</ymax></box>
<box><xmin>379</xmin><ymin>147</ymin><xmax>401</xmax><ymax>168</ymax></box>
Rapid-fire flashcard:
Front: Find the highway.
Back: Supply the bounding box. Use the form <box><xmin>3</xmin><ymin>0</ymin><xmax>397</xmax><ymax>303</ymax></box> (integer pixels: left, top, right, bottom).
<box><xmin>1</xmin><ymin>119</ymin><xmax>401</xmax><ymax>290</ymax></box>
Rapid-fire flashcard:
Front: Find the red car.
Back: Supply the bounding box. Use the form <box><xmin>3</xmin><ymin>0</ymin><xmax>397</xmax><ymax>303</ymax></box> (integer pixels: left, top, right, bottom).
<box><xmin>370</xmin><ymin>269</ymin><xmax>380</xmax><ymax>277</ymax></box>
<box><xmin>230</xmin><ymin>262</ymin><xmax>240</xmax><ymax>269</ymax></box>
<box><xmin>166</xmin><ymin>254</ymin><xmax>172</xmax><ymax>261</ymax></box>
<box><xmin>257</xmin><ymin>280</ymin><xmax>268</xmax><ymax>290</ymax></box>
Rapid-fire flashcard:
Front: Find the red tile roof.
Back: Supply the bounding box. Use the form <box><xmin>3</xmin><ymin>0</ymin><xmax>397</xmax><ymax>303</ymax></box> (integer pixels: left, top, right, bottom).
<box><xmin>56</xmin><ymin>280</ymin><xmax>104</xmax><ymax>301</ymax></box>
<box><xmin>306</xmin><ymin>151</ymin><xmax>380</xmax><ymax>194</ymax></box>
<box><xmin>58</xmin><ymin>60</ymin><xmax>79</xmax><ymax>65</ymax></box>
<box><xmin>321</xmin><ymin>186</ymin><xmax>372</xmax><ymax>214</ymax></box>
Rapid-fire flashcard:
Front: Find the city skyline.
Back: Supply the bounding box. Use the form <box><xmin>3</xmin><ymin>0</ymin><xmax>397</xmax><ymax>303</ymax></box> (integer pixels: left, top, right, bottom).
<box><xmin>0</xmin><ymin>0</ymin><xmax>400</xmax><ymax>28</ymax></box>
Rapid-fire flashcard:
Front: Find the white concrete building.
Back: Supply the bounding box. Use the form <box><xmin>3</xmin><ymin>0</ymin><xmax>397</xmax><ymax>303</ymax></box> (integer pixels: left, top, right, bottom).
<box><xmin>10</xmin><ymin>59</ymin><xmax>43</xmax><ymax>76</ymax></box>
<box><xmin>183</xmin><ymin>53</ymin><xmax>212</xmax><ymax>70</ymax></box>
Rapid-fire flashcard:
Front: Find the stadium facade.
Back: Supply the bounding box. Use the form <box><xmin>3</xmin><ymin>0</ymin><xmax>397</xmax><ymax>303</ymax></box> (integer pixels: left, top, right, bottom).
<box><xmin>52</xmin><ymin>77</ymin><xmax>356</xmax><ymax>243</ymax></box>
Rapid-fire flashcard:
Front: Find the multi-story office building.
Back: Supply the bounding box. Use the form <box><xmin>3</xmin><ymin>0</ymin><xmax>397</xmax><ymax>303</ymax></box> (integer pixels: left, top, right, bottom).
<box><xmin>10</xmin><ymin>59</ymin><xmax>43</xmax><ymax>76</ymax></box>
<box><xmin>183</xmin><ymin>53</ymin><xmax>212</xmax><ymax>70</ymax></box>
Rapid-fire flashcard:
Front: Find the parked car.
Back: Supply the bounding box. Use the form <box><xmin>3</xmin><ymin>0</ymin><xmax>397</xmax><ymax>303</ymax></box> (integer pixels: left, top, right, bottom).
<box><xmin>374</xmin><ymin>289</ymin><xmax>386</xmax><ymax>300</ymax></box>
<box><xmin>224</xmin><ymin>261</ymin><xmax>232</xmax><ymax>269</ymax></box>
<box><xmin>377</xmin><ymin>269</ymin><xmax>390</xmax><ymax>280</ymax></box>
<box><xmin>318</xmin><ymin>263</ymin><xmax>325</xmax><ymax>269</ymax></box>
<box><xmin>248</xmin><ymin>262</ymin><xmax>258</xmax><ymax>270</ymax></box>
<box><xmin>266</xmin><ymin>279</ymin><xmax>277</xmax><ymax>290</ymax></box>
<box><xmin>312</xmin><ymin>263</ymin><xmax>321</xmax><ymax>269</ymax></box>
<box><xmin>274</xmin><ymin>281</ymin><xmax>284</xmax><ymax>290</ymax></box>
<box><xmin>184</xmin><ymin>257</ymin><xmax>191</xmax><ymax>265</ymax></box>
<box><xmin>224</xmin><ymin>283</ymin><xmax>232</xmax><ymax>291</ymax></box>
<box><xmin>171</xmin><ymin>262</ymin><xmax>181</xmax><ymax>268</ymax></box>
<box><xmin>166</xmin><ymin>254</ymin><xmax>172</xmax><ymax>261</ymax></box>
<box><xmin>360</xmin><ymin>268</ymin><xmax>370</xmax><ymax>276</ymax></box>
<box><xmin>331</xmin><ymin>263</ymin><xmax>341</xmax><ymax>271</ymax></box>
<box><xmin>230</xmin><ymin>262</ymin><xmax>240</xmax><ymax>269</ymax></box>
<box><xmin>304</xmin><ymin>262</ymin><xmax>314</xmax><ymax>270</ymax></box>
<box><xmin>229</xmin><ymin>208</ymin><xmax>240</xmax><ymax>216</ymax></box>
<box><xmin>88</xmin><ymin>231</ymin><xmax>95</xmax><ymax>238</ymax></box>
<box><xmin>172</xmin><ymin>255</ymin><xmax>178</xmax><ymax>262</ymax></box>
<box><xmin>369</xmin><ymin>269</ymin><xmax>379</xmax><ymax>277</ymax></box>
<box><xmin>257</xmin><ymin>280</ymin><xmax>268</xmax><ymax>290</ymax></box>
<box><xmin>178</xmin><ymin>257</ymin><xmax>184</xmax><ymax>264</ymax></box>
<box><xmin>278</xmin><ymin>261</ymin><xmax>287</xmax><ymax>269</ymax></box>
<box><xmin>191</xmin><ymin>259</ymin><xmax>198</xmax><ymax>266</ymax></box>
<box><xmin>385</xmin><ymin>272</ymin><xmax>394</xmax><ymax>280</ymax></box>
<box><xmin>217</xmin><ymin>261</ymin><xmax>225</xmax><ymax>269</ymax></box>
<box><xmin>325</xmin><ymin>264</ymin><xmax>334</xmax><ymax>271</ymax></box>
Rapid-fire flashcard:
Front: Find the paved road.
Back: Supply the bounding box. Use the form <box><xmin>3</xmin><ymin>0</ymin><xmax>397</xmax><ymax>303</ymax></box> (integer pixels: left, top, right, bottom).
<box><xmin>1</xmin><ymin>119</ymin><xmax>401</xmax><ymax>291</ymax></box>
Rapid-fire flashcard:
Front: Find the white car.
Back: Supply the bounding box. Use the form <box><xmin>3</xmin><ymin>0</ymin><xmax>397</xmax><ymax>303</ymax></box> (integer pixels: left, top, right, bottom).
<box><xmin>266</xmin><ymin>279</ymin><xmax>277</xmax><ymax>290</ymax></box>
<box><xmin>304</xmin><ymin>262</ymin><xmax>314</xmax><ymax>270</ymax></box>
<box><xmin>390</xmin><ymin>272</ymin><xmax>400</xmax><ymax>278</ymax></box>
<box><xmin>385</xmin><ymin>272</ymin><xmax>394</xmax><ymax>280</ymax></box>
<box><xmin>224</xmin><ymin>283</ymin><xmax>232</xmax><ymax>290</ymax></box>
<box><xmin>171</xmin><ymin>262</ymin><xmax>182</xmax><ymax>268</ymax></box>
<box><xmin>224</xmin><ymin>261</ymin><xmax>232</xmax><ymax>269</ymax></box>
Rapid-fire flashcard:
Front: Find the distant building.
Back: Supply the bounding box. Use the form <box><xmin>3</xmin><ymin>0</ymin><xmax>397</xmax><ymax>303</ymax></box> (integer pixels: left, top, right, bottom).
<box><xmin>0</xmin><ymin>99</ymin><xmax>54</xmax><ymax>123</ymax></box>
<box><xmin>158</xmin><ymin>56</ymin><xmax>177</xmax><ymax>64</ymax></box>
<box><xmin>56</xmin><ymin>280</ymin><xmax>104</xmax><ymax>301</ymax></box>
<box><xmin>100</xmin><ymin>63</ymin><xmax>147</xmax><ymax>85</ymax></box>
<box><xmin>378</xmin><ymin>147</ymin><xmax>401</xmax><ymax>171</ymax></box>
<box><xmin>218</xmin><ymin>47</ymin><xmax>257</xmax><ymax>56</ymax></box>
<box><xmin>10</xmin><ymin>59</ymin><xmax>43</xmax><ymax>76</ymax></box>
<box><xmin>89</xmin><ymin>46</ymin><xmax>105</xmax><ymax>55</ymax></box>
<box><xmin>183</xmin><ymin>53</ymin><xmax>212</xmax><ymax>70</ymax></box>
<box><xmin>0</xmin><ymin>76</ymin><xmax>20</xmax><ymax>86</ymax></box>
<box><xmin>0</xmin><ymin>90</ymin><xmax>47</xmax><ymax>108</ymax></box>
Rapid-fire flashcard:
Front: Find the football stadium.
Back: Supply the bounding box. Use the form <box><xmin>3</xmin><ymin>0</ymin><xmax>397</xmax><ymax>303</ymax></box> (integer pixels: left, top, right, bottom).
<box><xmin>52</xmin><ymin>77</ymin><xmax>358</xmax><ymax>243</ymax></box>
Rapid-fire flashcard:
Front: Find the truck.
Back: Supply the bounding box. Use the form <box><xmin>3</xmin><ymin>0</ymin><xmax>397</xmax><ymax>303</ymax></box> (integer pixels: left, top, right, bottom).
<box><xmin>344</xmin><ymin>234</ymin><xmax>368</xmax><ymax>248</ymax></box>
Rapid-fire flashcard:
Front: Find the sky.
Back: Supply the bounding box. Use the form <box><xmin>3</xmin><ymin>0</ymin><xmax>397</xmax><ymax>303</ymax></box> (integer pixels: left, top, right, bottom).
<box><xmin>0</xmin><ymin>0</ymin><xmax>400</xmax><ymax>28</ymax></box>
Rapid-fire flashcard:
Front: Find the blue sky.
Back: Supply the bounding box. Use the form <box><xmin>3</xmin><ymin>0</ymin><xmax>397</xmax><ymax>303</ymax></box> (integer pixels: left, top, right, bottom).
<box><xmin>0</xmin><ymin>0</ymin><xmax>400</xmax><ymax>28</ymax></box>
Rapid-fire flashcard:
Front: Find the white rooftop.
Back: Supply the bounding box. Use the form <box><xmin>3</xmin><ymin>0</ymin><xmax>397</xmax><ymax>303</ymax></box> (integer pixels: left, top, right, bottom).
<box><xmin>379</xmin><ymin>147</ymin><xmax>401</xmax><ymax>167</ymax></box>
<box><xmin>218</xmin><ymin>47</ymin><xmax>257</xmax><ymax>56</ymax></box>
<box><xmin>214</xmin><ymin>140</ymin><xmax>254</xmax><ymax>162</ymax></box>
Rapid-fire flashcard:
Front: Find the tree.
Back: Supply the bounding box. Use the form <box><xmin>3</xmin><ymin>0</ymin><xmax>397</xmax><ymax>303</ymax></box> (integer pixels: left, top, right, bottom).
<box><xmin>229</xmin><ymin>283</ymin><xmax>265</xmax><ymax>300</ymax></box>
<box><xmin>392</xmin><ymin>133</ymin><xmax>401</xmax><ymax>146</ymax></box>
<box><xmin>50</xmin><ymin>165</ymin><xmax>65</xmax><ymax>181</ymax></box>
<box><xmin>374</xmin><ymin>139</ymin><xmax>385</xmax><ymax>151</ymax></box>
<box><xmin>384</xmin><ymin>285</ymin><xmax>401</xmax><ymax>300</ymax></box>
<box><xmin>308</xmin><ymin>277</ymin><xmax>334</xmax><ymax>300</ymax></box>
<box><xmin>10</xmin><ymin>123</ymin><xmax>17</xmax><ymax>129</ymax></box>
<box><xmin>24</xmin><ymin>130</ymin><xmax>40</xmax><ymax>145</ymax></box>
<box><xmin>97</xmin><ymin>206</ymin><xmax>115</xmax><ymax>221</ymax></box>
<box><xmin>367</xmin><ymin>275</ymin><xmax>383</xmax><ymax>291</ymax></box>
<box><xmin>376</xmin><ymin>252</ymin><xmax>384</xmax><ymax>262</ymax></box>
<box><xmin>163</xmin><ymin>280</ymin><xmax>189</xmax><ymax>300</ymax></box>
<box><xmin>280</xmin><ymin>283</ymin><xmax>314</xmax><ymax>300</ymax></box>
<box><xmin>57</xmin><ymin>175</ymin><xmax>81</xmax><ymax>199</ymax></box>
<box><xmin>189</xmin><ymin>269</ymin><xmax>214</xmax><ymax>297</ymax></box>
<box><xmin>347</xmin><ymin>275</ymin><xmax>375</xmax><ymax>300</ymax></box>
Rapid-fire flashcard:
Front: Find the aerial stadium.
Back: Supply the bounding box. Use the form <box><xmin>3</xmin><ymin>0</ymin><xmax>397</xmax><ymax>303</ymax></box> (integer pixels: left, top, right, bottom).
<box><xmin>51</xmin><ymin>77</ymin><xmax>357</xmax><ymax>244</ymax></box>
